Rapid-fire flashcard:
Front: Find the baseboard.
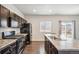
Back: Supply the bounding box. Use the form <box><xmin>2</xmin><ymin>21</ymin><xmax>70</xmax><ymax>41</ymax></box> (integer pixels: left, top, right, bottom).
<box><xmin>31</xmin><ymin>39</ymin><xmax>45</xmax><ymax>41</ymax></box>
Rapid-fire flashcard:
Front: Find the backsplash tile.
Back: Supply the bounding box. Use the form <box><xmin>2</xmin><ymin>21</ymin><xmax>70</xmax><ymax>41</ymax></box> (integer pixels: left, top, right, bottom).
<box><xmin>0</xmin><ymin>28</ymin><xmax>20</xmax><ymax>39</ymax></box>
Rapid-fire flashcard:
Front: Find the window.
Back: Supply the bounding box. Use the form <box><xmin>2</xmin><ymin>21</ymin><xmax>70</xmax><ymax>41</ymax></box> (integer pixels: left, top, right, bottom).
<box><xmin>59</xmin><ymin>21</ymin><xmax>75</xmax><ymax>40</ymax></box>
<box><xmin>40</xmin><ymin>21</ymin><xmax>52</xmax><ymax>32</ymax></box>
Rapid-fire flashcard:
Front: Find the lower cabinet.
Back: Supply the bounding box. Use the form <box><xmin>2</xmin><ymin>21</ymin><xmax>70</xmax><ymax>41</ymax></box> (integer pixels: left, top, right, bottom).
<box><xmin>45</xmin><ymin>36</ymin><xmax>58</xmax><ymax>54</ymax></box>
<box><xmin>0</xmin><ymin>42</ymin><xmax>16</xmax><ymax>54</ymax></box>
<box><xmin>0</xmin><ymin>36</ymin><xmax>27</xmax><ymax>54</ymax></box>
<box><xmin>16</xmin><ymin>37</ymin><xmax>25</xmax><ymax>54</ymax></box>
<box><xmin>26</xmin><ymin>34</ymin><xmax>31</xmax><ymax>44</ymax></box>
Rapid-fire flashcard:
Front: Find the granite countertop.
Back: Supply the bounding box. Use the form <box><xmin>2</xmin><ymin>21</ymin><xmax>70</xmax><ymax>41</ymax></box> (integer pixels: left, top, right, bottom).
<box><xmin>44</xmin><ymin>34</ymin><xmax>79</xmax><ymax>51</ymax></box>
<box><xmin>0</xmin><ymin>33</ymin><xmax>28</xmax><ymax>51</ymax></box>
<box><xmin>0</xmin><ymin>39</ymin><xmax>17</xmax><ymax>51</ymax></box>
<box><xmin>2</xmin><ymin>33</ymin><xmax>28</xmax><ymax>39</ymax></box>
<box><xmin>16</xmin><ymin>33</ymin><xmax>28</xmax><ymax>36</ymax></box>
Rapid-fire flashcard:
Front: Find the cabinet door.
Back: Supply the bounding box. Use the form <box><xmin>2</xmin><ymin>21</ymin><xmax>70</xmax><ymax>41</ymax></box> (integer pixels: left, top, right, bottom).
<box><xmin>0</xmin><ymin>5</ymin><xmax>1</xmax><ymax>27</ymax></box>
<box><xmin>0</xmin><ymin>5</ymin><xmax>10</xmax><ymax>18</ymax></box>
<box><xmin>9</xmin><ymin>14</ymin><xmax>18</xmax><ymax>28</ymax></box>
<box><xmin>0</xmin><ymin>5</ymin><xmax>10</xmax><ymax>27</ymax></box>
<box><xmin>45</xmin><ymin>36</ymin><xmax>50</xmax><ymax>54</ymax></box>
<box><xmin>0</xmin><ymin>42</ymin><xmax>16</xmax><ymax>54</ymax></box>
<box><xmin>18</xmin><ymin>17</ymin><xmax>22</xmax><ymax>28</ymax></box>
<box><xmin>9</xmin><ymin>42</ymin><xmax>16</xmax><ymax>54</ymax></box>
<box><xmin>10</xmin><ymin>12</ymin><xmax>15</xmax><ymax>18</ymax></box>
<box><xmin>0</xmin><ymin>46</ymin><xmax>11</xmax><ymax>54</ymax></box>
<box><xmin>45</xmin><ymin>36</ymin><xmax>58</xmax><ymax>54</ymax></box>
<box><xmin>0</xmin><ymin>17</ymin><xmax>1</xmax><ymax>27</ymax></box>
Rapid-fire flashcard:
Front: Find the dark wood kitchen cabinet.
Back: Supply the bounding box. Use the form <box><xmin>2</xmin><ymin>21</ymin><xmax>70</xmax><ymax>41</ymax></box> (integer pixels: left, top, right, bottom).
<box><xmin>0</xmin><ymin>5</ymin><xmax>10</xmax><ymax>27</ymax></box>
<box><xmin>0</xmin><ymin>42</ymin><xmax>16</xmax><ymax>54</ymax></box>
<box><xmin>8</xmin><ymin>12</ymin><xmax>26</xmax><ymax>28</ymax></box>
<box><xmin>16</xmin><ymin>15</ymin><xmax>22</xmax><ymax>27</ymax></box>
<box><xmin>0</xmin><ymin>17</ymin><xmax>1</xmax><ymax>27</ymax></box>
<box><xmin>0</xmin><ymin>5</ymin><xmax>10</xmax><ymax>18</ymax></box>
<box><xmin>15</xmin><ymin>14</ymin><xmax>22</xmax><ymax>27</ymax></box>
<box><xmin>8</xmin><ymin>12</ymin><xmax>22</xmax><ymax>28</ymax></box>
<box><xmin>0</xmin><ymin>4</ymin><xmax>27</xmax><ymax>28</ymax></box>
<box><xmin>45</xmin><ymin>36</ymin><xmax>58</xmax><ymax>54</ymax></box>
<box><xmin>9</xmin><ymin>13</ymin><xmax>19</xmax><ymax>28</ymax></box>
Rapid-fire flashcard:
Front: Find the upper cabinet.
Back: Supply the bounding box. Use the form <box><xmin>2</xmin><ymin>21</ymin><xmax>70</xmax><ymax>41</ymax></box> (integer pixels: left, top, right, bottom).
<box><xmin>0</xmin><ymin>5</ymin><xmax>10</xmax><ymax>27</ymax></box>
<box><xmin>0</xmin><ymin>5</ymin><xmax>10</xmax><ymax>18</ymax></box>
<box><xmin>8</xmin><ymin>12</ymin><xmax>19</xmax><ymax>28</ymax></box>
<box><xmin>0</xmin><ymin>4</ymin><xmax>27</xmax><ymax>28</ymax></box>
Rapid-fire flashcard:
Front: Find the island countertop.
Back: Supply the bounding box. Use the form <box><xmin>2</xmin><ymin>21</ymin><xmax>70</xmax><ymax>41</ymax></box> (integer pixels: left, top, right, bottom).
<box><xmin>0</xmin><ymin>39</ymin><xmax>17</xmax><ymax>51</ymax></box>
<box><xmin>44</xmin><ymin>34</ymin><xmax>79</xmax><ymax>51</ymax></box>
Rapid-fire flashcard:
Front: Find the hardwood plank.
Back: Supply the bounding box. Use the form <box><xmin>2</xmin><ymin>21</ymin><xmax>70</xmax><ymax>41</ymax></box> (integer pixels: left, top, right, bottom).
<box><xmin>23</xmin><ymin>41</ymin><xmax>46</xmax><ymax>54</ymax></box>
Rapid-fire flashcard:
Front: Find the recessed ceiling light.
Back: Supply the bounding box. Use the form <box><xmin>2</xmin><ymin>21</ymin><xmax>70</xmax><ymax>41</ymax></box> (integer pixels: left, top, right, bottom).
<box><xmin>49</xmin><ymin>9</ymin><xmax>52</xmax><ymax>12</ymax></box>
<box><xmin>33</xmin><ymin>9</ymin><xmax>37</xmax><ymax>12</ymax></box>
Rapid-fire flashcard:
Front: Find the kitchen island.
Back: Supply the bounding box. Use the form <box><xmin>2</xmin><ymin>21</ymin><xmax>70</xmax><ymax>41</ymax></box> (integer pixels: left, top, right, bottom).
<box><xmin>44</xmin><ymin>34</ymin><xmax>79</xmax><ymax>54</ymax></box>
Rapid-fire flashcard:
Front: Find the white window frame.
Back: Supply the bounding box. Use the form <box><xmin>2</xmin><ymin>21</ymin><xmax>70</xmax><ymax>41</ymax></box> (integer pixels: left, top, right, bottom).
<box><xmin>40</xmin><ymin>21</ymin><xmax>52</xmax><ymax>32</ymax></box>
<box><xmin>59</xmin><ymin>20</ymin><xmax>75</xmax><ymax>40</ymax></box>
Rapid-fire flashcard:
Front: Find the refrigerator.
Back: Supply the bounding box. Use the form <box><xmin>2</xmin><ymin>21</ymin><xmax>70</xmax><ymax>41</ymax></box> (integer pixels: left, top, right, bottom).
<box><xmin>20</xmin><ymin>23</ymin><xmax>32</xmax><ymax>44</ymax></box>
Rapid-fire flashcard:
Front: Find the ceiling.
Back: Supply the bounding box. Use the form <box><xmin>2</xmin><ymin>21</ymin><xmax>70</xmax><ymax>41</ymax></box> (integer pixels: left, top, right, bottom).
<box><xmin>14</xmin><ymin>4</ymin><xmax>79</xmax><ymax>15</ymax></box>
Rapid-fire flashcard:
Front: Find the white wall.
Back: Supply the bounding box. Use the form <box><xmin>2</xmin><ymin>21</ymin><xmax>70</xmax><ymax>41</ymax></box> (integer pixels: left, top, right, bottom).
<box><xmin>25</xmin><ymin>15</ymin><xmax>79</xmax><ymax>41</ymax></box>
<box><xmin>2</xmin><ymin>4</ymin><xmax>25</xmax><ymax>19</ymax></box>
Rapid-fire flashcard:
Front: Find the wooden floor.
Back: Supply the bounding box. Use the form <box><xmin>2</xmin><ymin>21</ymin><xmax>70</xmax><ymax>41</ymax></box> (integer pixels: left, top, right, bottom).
<box><xmin>23</xmin><ymin>41</ymin><xmax>46</xmax><ymax>54</ymax></box>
